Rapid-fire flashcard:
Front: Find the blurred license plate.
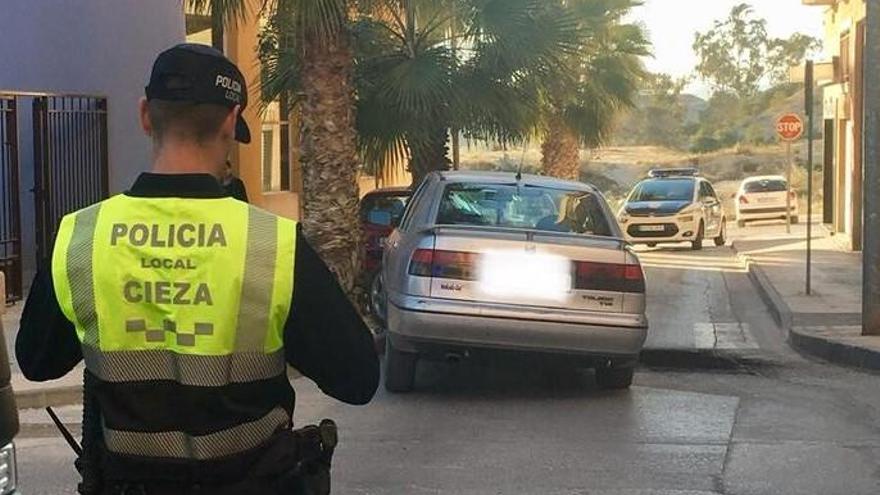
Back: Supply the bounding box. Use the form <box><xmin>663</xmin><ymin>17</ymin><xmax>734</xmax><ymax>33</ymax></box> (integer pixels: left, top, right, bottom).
<box><xmin>758</xmin><ymin>197</ymin><xmax>775</xmax><ymax>203</ymax></box>
<box><xmin>479</xmin><ymin>251</ymin><xmax>570</xmax><ymax>301</ymax></box>
<box><xmin>639</xmin><ymin>225</ymin><xmax>665</xmax><ymax>232</ymax></box>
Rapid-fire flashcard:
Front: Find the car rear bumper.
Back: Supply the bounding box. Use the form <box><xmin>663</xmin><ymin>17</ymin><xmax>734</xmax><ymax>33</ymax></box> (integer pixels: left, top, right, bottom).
<box><xmin>737</xmin><ymin>205</ymin><xmax>798</xmax><ymax>220</ymax></box>
<box><xmin>387</xmin><ymin>294</ymin><xmax>647</xmax><ymax>360</ymax></box>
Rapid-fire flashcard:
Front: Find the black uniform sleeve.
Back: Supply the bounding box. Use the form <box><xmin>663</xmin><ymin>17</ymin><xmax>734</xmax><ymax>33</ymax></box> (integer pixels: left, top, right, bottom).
<box><xmin>235</xmin><ymin>179</ymin><xmax>249</xmax><ymax>203</ymax></box>
<box><xmin>15</xmin><ymin>270</ymin><xmax>82</xmax><ymax>381</ymax></box>
<box><xmin>284</xmin><ymin>226</ymin><xmax>379</xmax><ymax>405</ymax></box>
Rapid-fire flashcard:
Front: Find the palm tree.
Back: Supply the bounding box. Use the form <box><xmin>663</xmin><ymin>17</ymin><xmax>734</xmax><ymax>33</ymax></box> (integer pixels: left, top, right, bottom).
<box><xmin>351</xmin><ymin>0</ymin><xmax>587</xmax><ymax>186</ymax></box>
<box><xmin>192</xmin><ymin>0</ymin><xmax>364</xmax><ymax>296</ymax></box>
<box><xmin>539</xmin><ymin>0</ymin><xmax>649</xmax><ymax>180</ymax></box>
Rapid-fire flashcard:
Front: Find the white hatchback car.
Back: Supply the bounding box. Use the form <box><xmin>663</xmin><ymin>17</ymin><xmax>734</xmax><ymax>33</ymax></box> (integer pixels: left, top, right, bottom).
<box><xmin>619</xmin><ymin>169</ymin><xmax>727</xmax><ymax>250</ymax></box>
<box><xmin>735</xmin><ymin>175</ymin><xmax>798</xmax><ymax>227</ymax></box>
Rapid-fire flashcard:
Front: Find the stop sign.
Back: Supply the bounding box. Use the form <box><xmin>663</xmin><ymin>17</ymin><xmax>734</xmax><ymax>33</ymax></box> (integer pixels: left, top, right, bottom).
<box><xmin>776</xmin><ymin>113</ymin><xmax>804</xmax><ymax>141</ymax></box>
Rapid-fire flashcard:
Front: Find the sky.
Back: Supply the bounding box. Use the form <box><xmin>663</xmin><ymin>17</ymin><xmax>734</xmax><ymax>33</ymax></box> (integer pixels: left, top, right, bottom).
<box><xmin>630</xmin><ymin>0</ymin><xmax>826</xmax><ymax>97</ymax></box>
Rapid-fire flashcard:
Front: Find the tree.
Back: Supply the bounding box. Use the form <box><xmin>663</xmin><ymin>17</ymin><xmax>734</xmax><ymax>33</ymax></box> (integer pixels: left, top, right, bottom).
<box><xmin>693</xmin><ymin>3</ymin><xmax>820</xmax><ymax>98</ymax></box>
<box><xmin>193</xmin><ymin>0</ymin><xmax>364</xmax><ymax>297</ymax></box>
<box><xmin>613</xmin><ymin>72</ymin><xmax>690</xmax><ymax>149</ymax></box>
<box><xmin>350</xmin><ymin>0</ymin><xmax>590</xmax><ymax>187</ymax></box>
<box><xmin>540</xmin><ymin>0</ymin><xmax>649</xmax><ymax>180</ymax></box>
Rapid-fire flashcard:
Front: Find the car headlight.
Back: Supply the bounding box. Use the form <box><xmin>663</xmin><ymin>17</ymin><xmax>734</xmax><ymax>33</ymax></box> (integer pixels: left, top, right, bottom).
<box><xmin>0</xmin><ymin>443</ymin><xmax>17</xmax><ymax>495</ymax></box>
<box><xmin>679</xmin><ymin>215</ymin><xmax>694</xmax><ymax>223</ymax></box>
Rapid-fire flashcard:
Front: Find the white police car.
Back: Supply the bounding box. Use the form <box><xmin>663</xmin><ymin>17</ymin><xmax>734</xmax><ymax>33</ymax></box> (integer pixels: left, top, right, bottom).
<box><xmin>618</xmin><ymin>168</ymin><xmax>727</xmax><ymax>250</ymax></box>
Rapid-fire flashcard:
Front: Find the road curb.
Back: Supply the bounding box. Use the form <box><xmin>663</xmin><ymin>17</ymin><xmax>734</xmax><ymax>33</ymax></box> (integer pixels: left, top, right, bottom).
<box><xmin>733</xmin><ymin>241</ymin><xmax>880</xmax><ymax>372</ymax></box>
<box><xmin>789</xmin><ymin>327</ymin><xmax>880</xmax><ymax>371</ymax></box>
<box><xmin>743</xmin><ymin>256</ymin><xmax>792</xmax><ymax>330</ymax></box>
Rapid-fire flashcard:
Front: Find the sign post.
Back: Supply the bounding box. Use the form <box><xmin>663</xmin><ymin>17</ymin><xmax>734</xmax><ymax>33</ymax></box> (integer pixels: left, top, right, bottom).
<box><xmin>864</xmin><ymin>0</ymin><xmax>880</xmax><ymax>335</ymax></box>
<box><xmin>776</xmin><ymin>113</ymin><xmax>805</xmax><ymax>235</ymax></box>
<box><xmin>805</xmin><ymin>60</ymin><xmax>814</xmax><ymax>296</ymax></box>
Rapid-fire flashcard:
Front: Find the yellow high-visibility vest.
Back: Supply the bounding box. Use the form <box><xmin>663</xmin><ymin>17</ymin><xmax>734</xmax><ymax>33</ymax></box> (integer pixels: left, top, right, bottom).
<box><xmin>51</xmin><ymin>194</ymin><xmax>297</xmax><ymax>460</ymax></box>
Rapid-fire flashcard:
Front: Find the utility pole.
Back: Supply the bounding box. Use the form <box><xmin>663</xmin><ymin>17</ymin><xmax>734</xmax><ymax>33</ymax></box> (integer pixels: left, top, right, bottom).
<box><xmin>805</xmin><ymin>60</ymin><xmax>814</xmax><ymax>296</ymax></box>
<box><xmin>864</xmin><ymin>0</ymin><xmax>880</xmax><ymax>335</ymax></box>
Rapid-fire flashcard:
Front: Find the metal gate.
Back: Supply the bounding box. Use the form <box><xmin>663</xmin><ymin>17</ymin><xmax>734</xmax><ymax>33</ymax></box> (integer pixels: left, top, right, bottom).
<box><xmin>33</xmin><ymin>95</ymin><xmax>109</xmax><ymax>270</ymax></box>
<box><xmin>0</xmin><ymin>96</ymin><xmax>22</xmax><ymax>303</ymax></box>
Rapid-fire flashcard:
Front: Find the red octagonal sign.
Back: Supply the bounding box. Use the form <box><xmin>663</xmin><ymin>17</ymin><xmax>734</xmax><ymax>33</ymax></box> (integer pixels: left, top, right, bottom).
<box><xmin>776</xmin><ymin>113</ymin><xmax>804</xmax><ymax>141</ymax></box>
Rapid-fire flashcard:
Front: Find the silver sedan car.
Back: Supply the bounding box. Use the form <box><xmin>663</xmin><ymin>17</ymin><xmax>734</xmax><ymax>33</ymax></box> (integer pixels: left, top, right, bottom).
<box><xmin>380</xmin><ymin>171</ymin><xmax>648</xmax><ymax>392</ymax></box>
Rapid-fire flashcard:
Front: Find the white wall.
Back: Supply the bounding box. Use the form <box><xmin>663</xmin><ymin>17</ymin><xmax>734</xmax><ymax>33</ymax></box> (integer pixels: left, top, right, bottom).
<box><xmin>0</xmin><ymin>0</ymin><xmax>184</xmax><ymax>279</ymax></box>
<box><xmin>0</xmin><ymin>0</ymin><xmax>185</xmax><ymax>191</ymax></box>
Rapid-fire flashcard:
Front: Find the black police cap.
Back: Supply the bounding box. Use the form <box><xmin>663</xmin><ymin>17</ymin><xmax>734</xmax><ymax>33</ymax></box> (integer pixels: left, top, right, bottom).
<box><xmin>145</xmin><ymin>43</ymin><xmax>251</xmax><ymax>144</ymax></box>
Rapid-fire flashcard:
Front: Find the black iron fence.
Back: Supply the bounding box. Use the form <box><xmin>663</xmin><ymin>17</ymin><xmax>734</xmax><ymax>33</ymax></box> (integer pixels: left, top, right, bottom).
<box><xmin>0</xmin><ymin>96</ymin><xmax>21</xmax><ymax>304</ymax></box>
<box><xmin>32</xmin><ymin>95</ymin><xmax>109</xmax><ymax>270</ymax></box>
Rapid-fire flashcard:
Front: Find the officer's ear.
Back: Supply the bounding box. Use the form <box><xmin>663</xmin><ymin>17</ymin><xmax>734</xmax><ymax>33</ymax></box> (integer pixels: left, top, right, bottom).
<box><xmin>220</xmin><ymin>105</ymin><xmax>240</xmax><ymax>143</ymax></box>
<box><xmin>139</xmin><ymin>98</ymin><xmax>153</xmax><ymax>138</ymax></box>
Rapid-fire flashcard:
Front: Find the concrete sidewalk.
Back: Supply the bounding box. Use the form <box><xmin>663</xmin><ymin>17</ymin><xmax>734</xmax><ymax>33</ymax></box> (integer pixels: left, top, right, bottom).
<box><xmin>731</xmin><ymin>222</ymin><xmax>880</xmax><ymax>370</ymax></box>
<box><xmin>3</xmin><ymin>286</ymin><xmax>85</xmax><ymax>410</ymax></box>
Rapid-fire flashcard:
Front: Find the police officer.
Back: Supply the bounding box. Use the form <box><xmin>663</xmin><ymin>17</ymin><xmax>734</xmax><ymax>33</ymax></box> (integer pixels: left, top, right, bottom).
<box><xmin>16</xmin><ymin>44</ymin><xmax>380</xmax><ymax>494</ymax></box>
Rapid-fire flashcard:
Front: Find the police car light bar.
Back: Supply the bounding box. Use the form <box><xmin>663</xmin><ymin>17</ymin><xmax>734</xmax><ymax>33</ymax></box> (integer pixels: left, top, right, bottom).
<box><xmin>648</xmin><ymin>168</ymin><xmax>699</xmax><ymax>178</ymax></box>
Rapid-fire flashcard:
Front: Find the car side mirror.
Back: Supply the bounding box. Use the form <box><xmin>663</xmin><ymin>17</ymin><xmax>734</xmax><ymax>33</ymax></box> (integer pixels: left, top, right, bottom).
<box><xmin>368</xmin><ymin>210</ymin><xmax>394</xmax><ymax>226</ymax></box>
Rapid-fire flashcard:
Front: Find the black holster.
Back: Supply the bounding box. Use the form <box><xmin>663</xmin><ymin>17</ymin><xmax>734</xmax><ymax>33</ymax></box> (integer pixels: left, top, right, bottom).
<box><xmin>284</xmin><ymin>419</ymin><xmax>338</xmax><ymax>495</ymax></box>
<box><xmin>78</xmin><ymin>371</ymin><xmax>105</xmax><ymax>495</ymax></box>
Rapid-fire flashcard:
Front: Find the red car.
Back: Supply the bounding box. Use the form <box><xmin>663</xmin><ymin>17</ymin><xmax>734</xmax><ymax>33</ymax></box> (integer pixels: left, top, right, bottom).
<box><xmin>360</xmin><ymin>187</ymin><xmax>411</xmax><ymax>319</ymax></box>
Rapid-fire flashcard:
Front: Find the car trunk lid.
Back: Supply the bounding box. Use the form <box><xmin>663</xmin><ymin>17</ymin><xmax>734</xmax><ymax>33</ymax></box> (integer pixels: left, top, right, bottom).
<box><xmin>411</xmin><ymin>226</ymin><xmax>642</xmax><ymax>313</ymax></box>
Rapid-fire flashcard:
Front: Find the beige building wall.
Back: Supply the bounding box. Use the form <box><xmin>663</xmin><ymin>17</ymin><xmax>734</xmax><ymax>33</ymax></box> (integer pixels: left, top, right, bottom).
<box><xmin>224</xmin><ymin>2</ymin><xmax>301</xmax><ymax>221</ymax></box>
<box><xmin>808</xmin><ymin>0</ymin><xmax>866</xmax><ymax>250</ymax></box>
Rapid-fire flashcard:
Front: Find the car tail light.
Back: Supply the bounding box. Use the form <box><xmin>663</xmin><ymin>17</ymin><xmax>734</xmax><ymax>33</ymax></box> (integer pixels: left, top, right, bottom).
<box><xmin>574</xmin><ymin>261</ymin><xmax>645</xmax><ymax>293</ymax></box>
<box><xmin>790</xmin><ymin>191</ymin><xmax>797</xmax><ymax>199</ymax></box>
<box><xmin>408</xmin><ymin>249</ymin><xmax>480</xmax><ymax>280</ymax></box>
<box><xmin>409</xmin><ymin>249</ymin><xmax>434</xmax><ymax>276</ymax></box>
<box><xmin>738</xmin><ymin>196</ymin><xmax>749</xmax><ymax>205</ymax></box>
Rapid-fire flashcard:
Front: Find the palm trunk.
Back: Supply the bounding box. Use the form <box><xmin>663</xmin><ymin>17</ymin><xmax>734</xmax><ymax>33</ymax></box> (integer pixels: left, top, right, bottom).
<box><xmin>299</xmin><ymin>33</ymin><xmax>362</xmax><ymax>296</ymax></box>
<box><xmin>408</xmin><ymin>127</ymin><xmax>451</xmax><ymax>188</ymax></box>
<box><xmin>541</xmin><ymin>117</ymin><xmax>581</xmax><ymax>181</ymax></box>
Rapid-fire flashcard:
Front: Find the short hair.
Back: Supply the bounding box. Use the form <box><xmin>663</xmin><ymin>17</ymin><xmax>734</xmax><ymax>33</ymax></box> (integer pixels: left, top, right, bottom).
<box><xmin>147</xmin><ymin>100</ymin><xmax>231</xmax><ymax>145</ymax></box>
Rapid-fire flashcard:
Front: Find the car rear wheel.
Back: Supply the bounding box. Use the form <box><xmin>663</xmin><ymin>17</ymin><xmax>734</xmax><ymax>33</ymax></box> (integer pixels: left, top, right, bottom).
<box><xmin>385</xmin><ymin>339</ymin><xmax>417</xmax><ymax>393</ymax></box>
<box><xmin>595</xmin><ymin>366</ymin><xmax>634</xmax><ymax>390</ymax></box>
<box><xmin>370</xmin><ymin>272</ymin><xmax>386</xmax><ymax>323</ymax></box>
<box><xmin>691</xmin><ymin>221</ymin><xmax>704</xmax><ymax>251</ymax></box>
<box><xmin>714</xmin><ymin>219</ymin><xmax>727</xmax><ymax>247</ymax></box>
<box><xmin>790</xmin><ymin>215</ymin><xmax>800</xmax><ymax>224</ymax></box>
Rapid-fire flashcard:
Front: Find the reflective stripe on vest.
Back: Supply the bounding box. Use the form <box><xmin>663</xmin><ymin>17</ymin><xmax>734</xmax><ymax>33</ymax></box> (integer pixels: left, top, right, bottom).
<box><xmin>51</xmin><ymin>195</ymin><xmax>296</xmax><ymax>460</ymax></box>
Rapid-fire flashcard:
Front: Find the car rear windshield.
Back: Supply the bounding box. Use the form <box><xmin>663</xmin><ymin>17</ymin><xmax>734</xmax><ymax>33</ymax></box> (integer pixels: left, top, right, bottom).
<box><xmin>629</xmin><ymin>179</ymin><xmax>695</xmax><ymax>202</ymax></box>
<box><xmin>360</xmin><ymin>193</ymin><xmax>410</xmax><ymax>225</ymax></box>
<box><xmin>435</xmin><ymin>183</ymin><xmax>613</xmax><ymax>236</ymax></box>
<box><xmin>744</xmin><ymin>179</ymin><xmax>787</xmax><ymax>193</ymax></box>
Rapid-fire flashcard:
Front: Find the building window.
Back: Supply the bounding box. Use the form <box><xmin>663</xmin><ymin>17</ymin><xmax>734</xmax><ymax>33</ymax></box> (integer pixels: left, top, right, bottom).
<box><xmin>261</xmin><ymin>98</ymin><xmax>292</xmax><ymax>192</ymax></box>
<box><xmin>185</xmin><ymin>7</ymin><xmax>223</xmax><ymax>51</ymax></box>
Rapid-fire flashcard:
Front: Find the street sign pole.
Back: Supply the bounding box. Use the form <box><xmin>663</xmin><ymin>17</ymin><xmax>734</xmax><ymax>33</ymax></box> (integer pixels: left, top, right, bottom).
<box><xmin>805</xmin><ymin>60</ymin><xmax>814</xmax><ymax>296</ymax></box>
<box><xmin>777</xmin><ymin>113</ymin><xmax>803</xmax><ymax>234</ymax></box>
<box><xmin>786</xmin><ymin>142</ymin><xmax>793</xmax><ymax>235</ymax></box>
<box><xmin>864</xmin><ymin>0</ymin><xmax>880</xmax><ymax>335</ymax></box>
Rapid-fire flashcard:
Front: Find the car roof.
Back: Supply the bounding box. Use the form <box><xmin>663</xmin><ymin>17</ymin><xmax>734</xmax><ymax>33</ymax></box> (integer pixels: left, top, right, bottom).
<box><xmin>741</xmin><ymin>175</ymin><xmax>786</xmax><ymax>183</ymax></box>
<box><xmin>363</xmin><ymin>186</ymin><xmax>411</xmax><ymax>196</ymax></box>
<box><xmin>639</xmin><ymin>176</ymin><xmax>697</xmax><ymax>183</ymax></box>
<box><xmin>437</xmin><ymin>170</ymin><xmax>598</xmax><ymax>193</ymax></box>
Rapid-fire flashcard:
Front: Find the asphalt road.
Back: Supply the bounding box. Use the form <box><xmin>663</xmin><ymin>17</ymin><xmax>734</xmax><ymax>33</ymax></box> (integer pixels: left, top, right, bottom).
<box><xmin>14</xmin><ymin>227</ymin><xmax>880</xmax><ymax>494</ymax></box>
